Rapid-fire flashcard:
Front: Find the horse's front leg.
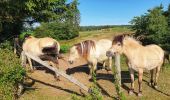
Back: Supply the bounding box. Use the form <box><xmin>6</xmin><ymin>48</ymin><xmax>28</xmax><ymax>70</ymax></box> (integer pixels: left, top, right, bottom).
<box><xmin>129</xmin><ymin>68</ymin><xmax>134</xmax><ymax>95</ymax></box>
<box><xmin>108</xmin><ymin>57</ymin><xmax>112</xmax><ymax>70</ymax></box>
<box><xmin>102</xmin><ymin>61</ymin><xmax>106</xmax><ymax>70</ymax></box>
<box><xmin>138</xmin><ymin>69</ymin><xmax>143</xmax><ymax>96</ymax></box>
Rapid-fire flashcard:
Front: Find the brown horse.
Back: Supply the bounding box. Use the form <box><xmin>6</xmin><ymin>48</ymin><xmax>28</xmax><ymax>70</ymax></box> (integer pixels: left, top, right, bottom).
<box><xmin>68</xmin><ymin>39</ymin><xmax>112</xmax><ymax>78</ymax></box>
<box><xmin>22</xmin><ymin>35</ymin><xmax>60</xmax><ymax>70</ymax></box>
<box><xmin>106</xmin><ymin>35</ymin><xmax>164</xmax><ymax>96</ymax></box>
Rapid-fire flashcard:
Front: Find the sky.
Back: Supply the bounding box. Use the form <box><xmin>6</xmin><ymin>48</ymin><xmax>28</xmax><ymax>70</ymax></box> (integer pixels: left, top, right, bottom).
<box><xmin>74</xmin><ymin>0</ymin><xmax>170</xmax><ymax>26</ymax></box>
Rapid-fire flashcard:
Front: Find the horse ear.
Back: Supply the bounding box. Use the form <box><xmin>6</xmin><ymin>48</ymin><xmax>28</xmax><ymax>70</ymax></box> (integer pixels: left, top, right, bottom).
<box><xmin>24</xmin><ymin>34</ymin><xmax>31</xmax><ymax>39</ymax></box>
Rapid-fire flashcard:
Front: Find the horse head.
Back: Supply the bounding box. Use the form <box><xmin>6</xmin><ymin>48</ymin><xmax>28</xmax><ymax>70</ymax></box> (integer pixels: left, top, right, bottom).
<box><xmin>68</xmin><ymin>40</ymin><xmax>95</xmax><ymax>64</ymax></box>
<box><xmin>106</xmin><ymin>34</ymin><xmax>125</xmax><ymax>57</ymax></box>
<box><xmin>68</xmin><ymin>45</ymin><xmax>80</xmax><ymax>64</ymax></box>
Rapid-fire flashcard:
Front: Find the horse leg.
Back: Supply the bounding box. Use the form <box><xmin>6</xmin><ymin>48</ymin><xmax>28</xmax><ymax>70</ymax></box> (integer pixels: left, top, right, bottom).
<box><xmin>88</xmin><ymin>63</ymin><xmax>93</xmax><ymax>79</ymax></box>
<box><xmin>105</xmin><ymin>57</ymin><xmax>112</xmax><ymax>71</ymax></box>
<box><xmin>27</xmin><ymin>56</ymin><xmax>34</xmax><ymax>71</ymax></box>
<box><xmin>154</xmin><ymin>65</ymin><xmax>161</xmax><ymax>89</ymax></box>
<box><xmin>129</xmin><ymin>68</ymin><xmax>134</xmax><ymax>95</ymax></box>
<box><xmin>102</xmin><ymin>61</ymin><xmax>106</xmax><ymax>70</ymax></box>
<box><xmin>108</xmin><ymin>57</ymin><xmax>112</xmax><ymax>70</ymax></box>
<box><xmin>49</xmin><ymin>61</ymin><xmax>60</xmax><ymax>81</ymax></box>
<box><xmin>149</xmin><ymin>69</ymin><xmax>154</xmax><ymax>86</ymax></box>
<box><xmin>138</xmin><ymin>69</ymin><xmax>143</xmax><ymax>96</ymax></box>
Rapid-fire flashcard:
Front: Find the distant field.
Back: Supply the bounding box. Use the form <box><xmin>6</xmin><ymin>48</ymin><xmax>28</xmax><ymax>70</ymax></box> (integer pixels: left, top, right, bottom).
<box><xmin>60</xmin><ymin>27</ymin><xmax>132</xmax><ymax>46</ymax></box>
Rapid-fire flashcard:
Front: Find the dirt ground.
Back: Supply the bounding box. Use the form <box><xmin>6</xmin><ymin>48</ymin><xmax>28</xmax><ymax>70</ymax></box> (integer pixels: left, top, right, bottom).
<box><xmin>19</xmin><ymin>53</ymin><xmax>170</xmax><ymax>100</ymax></box>
<box><xmin>19</xmin><ymin>54</ymin><xmax>118</xmax><ymax>100</ymax></box>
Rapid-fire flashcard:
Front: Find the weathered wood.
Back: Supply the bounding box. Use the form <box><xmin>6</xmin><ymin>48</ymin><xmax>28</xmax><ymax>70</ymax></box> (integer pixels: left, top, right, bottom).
<box><xmin>14</xmin><ymin>38</ymin><xmax>18</xmax><ymax>54</ymax></box>
<box><xmin>113</xmin><ymin>53</ymin><xmax>122</xmax><ymax>98</ymax></box>
<box><xmin>23</xmin><ymin>51</ymin><xmax>89</xmax><ymax>92</ymax></box>
<box><xmin>21</xmin><ymin>51</ymin><xmax>26</xmax><ymax>67</ymax></box>
<box><xmin>115</xmin><ymin>53</ymin><xmax>121</xmax><ymax>85</ymax></box>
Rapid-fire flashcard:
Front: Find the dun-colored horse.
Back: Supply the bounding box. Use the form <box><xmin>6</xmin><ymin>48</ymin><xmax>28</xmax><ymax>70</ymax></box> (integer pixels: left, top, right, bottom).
<box><xmin>68</xmin><ymin>39</ymin><xmax>112</xmax><ymax>78</ymax></box>
<box><xmin>106</xmin><ymin>35</ymin><xmax>164</xmax><ymax>96</ymax></box>
<box><xmin>22</xmin><ymin>35</ymin><xmax>60</xmax><ymax>70</ymax></box>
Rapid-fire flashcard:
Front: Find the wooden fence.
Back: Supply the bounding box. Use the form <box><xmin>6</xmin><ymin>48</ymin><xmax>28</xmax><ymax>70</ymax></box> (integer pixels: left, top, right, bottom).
<box><xmin>21</xmin><ymin>51</ymin><xmax>90</xmax><ymax>93</ymax></box>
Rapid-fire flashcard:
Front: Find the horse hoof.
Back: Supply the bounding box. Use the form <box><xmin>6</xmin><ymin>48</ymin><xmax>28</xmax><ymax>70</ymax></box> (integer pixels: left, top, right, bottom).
<box><xmin>128</xmin><ymin>90</ymin><xmax>134</xmax><ymax>95</ymax></box>
<box><xmin>129</xmin><ymin>90</ymin><xmax>134</xmax><ymax>95</ymax></box>
<box><xmin>149</xmin><ymin>82</ymin><xmax>153</xmax><ymax>86</ymax></box>
<box><xmin>154</xmin><ymin>85</ymin><xmax>158</xmax><ymax>89</ymax></box>
<box><xmin>88</xmin><ymin>76</ymin><xmax>92</xmax><ymax>79</ymax></box>
<box><xmin>138</xmin><ymin>93</ymin><xmax>143</xmax><ymax>96</ymax></box>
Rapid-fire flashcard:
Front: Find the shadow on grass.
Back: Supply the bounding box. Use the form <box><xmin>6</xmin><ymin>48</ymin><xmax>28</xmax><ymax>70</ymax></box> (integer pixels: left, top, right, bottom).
<box><xmin>142</xmin><ymin>79</ymin><xmax>170</xmax><ymax>97</ymax></box>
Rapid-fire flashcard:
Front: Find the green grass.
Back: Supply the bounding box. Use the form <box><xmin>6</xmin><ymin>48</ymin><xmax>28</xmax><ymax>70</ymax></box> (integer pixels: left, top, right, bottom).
<box><xmin>59</xmin><ymin>27</ymin><xmax>132</xmax><ymax>46</ymax></box>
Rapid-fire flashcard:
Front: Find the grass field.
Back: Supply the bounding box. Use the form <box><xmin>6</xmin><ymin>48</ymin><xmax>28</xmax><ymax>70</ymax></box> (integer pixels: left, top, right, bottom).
<box><xmin>60</xmin><ymin>27</ymin><xmax>132</xmax><ymax>46</ymax></box>
<box><xmin>19</xmin><ymin>27</ymin><xmax>170</xmax><ymax>100</ymax></box>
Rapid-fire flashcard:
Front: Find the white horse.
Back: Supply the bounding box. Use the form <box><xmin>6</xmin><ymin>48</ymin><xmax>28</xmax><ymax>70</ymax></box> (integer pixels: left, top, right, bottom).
<box><xmin>22</xmin><ymin>35</ymin><xmax>60</xmax><ymax>70</ymax></box>
<box><xmin>106</xmin><ymin>35</ymin><xmax>164</xmax><ymax>96</ymax></box>
<box><xmin>68</xmin><ymin>39</ymin><xmax>112</xmax><ymax>78</ymax></box>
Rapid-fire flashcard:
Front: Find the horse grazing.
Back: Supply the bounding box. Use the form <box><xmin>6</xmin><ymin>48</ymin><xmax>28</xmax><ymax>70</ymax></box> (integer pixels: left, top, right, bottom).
<box><xmin>22</xmin><ymin>35</ymin><xmax>60</xmax><ymax>70</ymax></box>
<box><xmin>106</xmin><ymin>35</ymin><xmax>164</xmax><ymax>96</ymax></box>
<box><xmin>68</xmin><ymin>39</ymin><xmax>112</xmax><ymax>78</ymax></box>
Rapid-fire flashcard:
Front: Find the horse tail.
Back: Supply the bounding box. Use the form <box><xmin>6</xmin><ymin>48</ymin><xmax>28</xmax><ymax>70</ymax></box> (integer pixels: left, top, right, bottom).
<box><xmin>161</xmin><ymin>50</ymin><xmax>169</xmax><ymax>72</ymax></box>
<box><xmin>42</xmin><ymin>42</ymin><xmax>58</xmax><ymax>55</ymax></box>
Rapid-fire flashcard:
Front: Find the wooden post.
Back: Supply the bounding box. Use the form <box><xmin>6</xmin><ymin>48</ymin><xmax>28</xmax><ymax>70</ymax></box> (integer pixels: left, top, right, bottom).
<box><xmin>21</xmin><ymin>51</ymin><xmax>26</xmax><ymax>67</ymax></box>
<box><xmin>23</xmin><ymin>51</ymin><xmax>89</xmax><ymax>93</ymax></box>
<box><xmin>114</xmin><ymin>53</ymin><xmax>122</xmax><ymax>98</ymax></box>
<box><xmin>14</xmin><ymin>38</ymin><xmax>17</xmax><ymax>54</ymax></box>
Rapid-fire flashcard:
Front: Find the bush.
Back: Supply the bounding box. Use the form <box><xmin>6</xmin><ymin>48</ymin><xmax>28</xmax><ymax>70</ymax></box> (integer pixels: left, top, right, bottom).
<box><xmin>0</xmin><ymin>49</ymin><xmax>25</xmax><ymax>100</ymax></box>
<box><xmin>34</xmin><ymin>22</ymin><xmax>79</xmax><ymax>40</ymax></box>
<box><xmin>60</xmin><ymin>44</ymin><xmax>71</xmax><ymax>53</ymax></box>
<box><xmin>0</xmin><ymin>40</ymin><xmax>13</xmax><ymax>50</ymax></box>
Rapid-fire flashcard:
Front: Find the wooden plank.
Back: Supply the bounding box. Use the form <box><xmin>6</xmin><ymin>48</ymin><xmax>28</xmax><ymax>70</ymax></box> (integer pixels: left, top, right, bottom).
<box><xmin>23</xmin><ymin>51</ymin><xmax>89</xmax><ymax>93</ymax></box>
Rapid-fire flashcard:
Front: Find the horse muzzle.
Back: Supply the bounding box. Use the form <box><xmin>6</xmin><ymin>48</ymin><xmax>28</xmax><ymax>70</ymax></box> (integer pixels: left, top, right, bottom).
<box><xmin>106</xmin><ymin>51</ymin><xmax>115</xmax><ymax>57</ymax></box>
<box><xmin>68</xmin><ymin>60</ymin><xmax>74</xmax><ymax>64</ymax></box>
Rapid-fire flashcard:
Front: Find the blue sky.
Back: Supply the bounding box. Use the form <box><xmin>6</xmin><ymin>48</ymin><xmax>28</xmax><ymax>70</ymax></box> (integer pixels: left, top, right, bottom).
<box><xmin>75</xmin><ymin>0</ymin><xmax>170</xmax><ymax>26</ymax></box>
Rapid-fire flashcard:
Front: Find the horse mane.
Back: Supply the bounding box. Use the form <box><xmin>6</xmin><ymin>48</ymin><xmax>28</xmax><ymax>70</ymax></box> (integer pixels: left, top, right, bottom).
<box><xmin>113</xmin><ymin>34</ymin><xmax>142</xmax><ymax>46</ymax></box>
<box><xmin>75</xmin><ymin>40</ymin><xmax>96</xmax><ymax>58</ymax></box>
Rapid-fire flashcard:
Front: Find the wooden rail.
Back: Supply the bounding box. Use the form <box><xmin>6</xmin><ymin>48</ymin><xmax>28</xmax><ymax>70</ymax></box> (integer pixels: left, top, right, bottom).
<box><xmin>21</xmin><ymin>51</ymin><xmax>90</xmax><ymax>93</ymax></box>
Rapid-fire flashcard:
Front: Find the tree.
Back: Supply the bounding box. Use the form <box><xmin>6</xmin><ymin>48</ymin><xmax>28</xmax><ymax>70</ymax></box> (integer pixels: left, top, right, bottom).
<box><xmin>0</xmin><ymin>0</ymin><xmax>80</xmax><ymax>41</ymax></box>
<box><xmin>130</xmin><ymin>5</ymin><xmax>168</xmax><ymax>47</ymax></box>
<box><xmin>33</xmin><ymin>0</ymin><xmax>80</xmax><ymax>40</ymax></box>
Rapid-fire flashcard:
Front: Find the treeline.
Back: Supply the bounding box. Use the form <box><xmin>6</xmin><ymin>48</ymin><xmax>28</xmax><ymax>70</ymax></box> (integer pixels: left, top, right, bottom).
<box><xmin>130</xmin><ymin>4</ymin><xmax>170</xmax><ymax>51</ymax></box>
<box><xmin>80</xmin><ymin>25</ymin><xmax>131</xmax><ymax>31</ymax></box>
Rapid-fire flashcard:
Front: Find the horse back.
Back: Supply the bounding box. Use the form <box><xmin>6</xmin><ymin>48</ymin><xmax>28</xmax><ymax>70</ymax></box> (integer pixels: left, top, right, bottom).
<box><xmin>90</xmin><ymin>39</ymin><xmax>112</xmax><ymax>61</ymax></box>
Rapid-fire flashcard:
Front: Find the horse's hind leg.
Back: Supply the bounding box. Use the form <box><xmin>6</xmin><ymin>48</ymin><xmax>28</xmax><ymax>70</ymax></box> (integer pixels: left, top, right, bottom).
<box><xmin>27</xmin><ymin>56</ymin><xmax>34</xmax><ymax>71</ymax></box>
<box><xmin>149</xmin><ymin>69</ymin><xmax>154</xmax><ymax>86</ymax></box>
<box><xmin>154</xmin><ymin>65</ymin><xmax>161</xmax><ymax>89</ymax></box>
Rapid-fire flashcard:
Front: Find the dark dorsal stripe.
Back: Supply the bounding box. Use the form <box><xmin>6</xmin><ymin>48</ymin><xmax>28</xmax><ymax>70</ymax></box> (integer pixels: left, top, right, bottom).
<box><xmin>75</xmin><ymin>40</ymin><xmax>96</xmax><ymax>58</ymax></box>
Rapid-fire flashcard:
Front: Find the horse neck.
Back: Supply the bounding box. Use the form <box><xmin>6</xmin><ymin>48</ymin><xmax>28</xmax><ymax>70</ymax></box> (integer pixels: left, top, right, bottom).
<box><xmin>122</xmin><ymin>38</ymin><xmax>142</xmax><ymax>59</ymax></box>
<box><xmin>76</xmin><ymin>40</ymin><xmax>96</xmax><ymax>59</ymax></box>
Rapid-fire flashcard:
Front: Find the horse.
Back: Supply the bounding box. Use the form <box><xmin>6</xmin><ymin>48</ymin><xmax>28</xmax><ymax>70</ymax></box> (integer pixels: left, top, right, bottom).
<box><xmin>106</xmin><ymin>35</ymin><xmax>164</xmax><ymax>96</ymax></box>
<box><xmin>22</xmin><ymin>35</ymin><xmax>60</xmax><ymax>71</ymax></box>
<box><xmin>68</xmin><ymin>39</ymin><xmax>112</xmax><ymax>78</ymax></box>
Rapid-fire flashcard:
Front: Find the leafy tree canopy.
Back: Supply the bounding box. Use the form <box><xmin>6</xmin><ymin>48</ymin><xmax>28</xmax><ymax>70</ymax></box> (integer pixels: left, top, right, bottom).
<box><xmin>0</xmin><ymin>0</ymin><xmax>80</xmax><ymax>41</ymax></box>
<box><xmin>130</xmin><ymin>4</ymin><xmax>170</xmax><ymax>51</ymax></box>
